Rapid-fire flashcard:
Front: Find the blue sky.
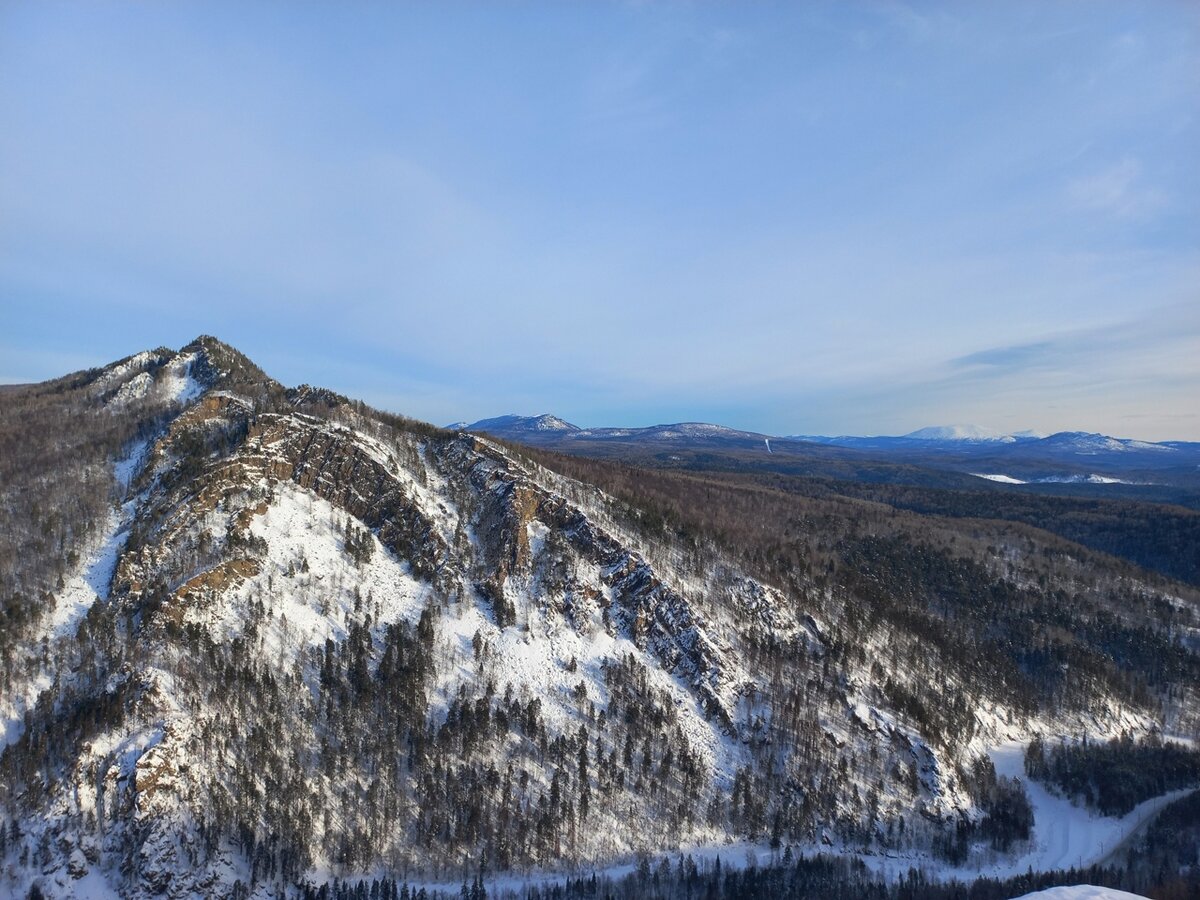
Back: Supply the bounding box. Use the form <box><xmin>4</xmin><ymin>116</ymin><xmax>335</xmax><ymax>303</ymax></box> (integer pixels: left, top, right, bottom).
<box><xmin>2</xmin><ymin>2</ymin><xmax>1197</xmax><ymax>439</ymax></box>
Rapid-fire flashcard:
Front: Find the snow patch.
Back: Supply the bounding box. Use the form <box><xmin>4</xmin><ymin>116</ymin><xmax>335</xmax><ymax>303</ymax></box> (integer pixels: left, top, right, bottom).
<box><xmin>1</xmin><ymin>440</ymin><xmax>151</xmax><ymax>748</ymax></box>
<box><xmin>203</xmin><ymin>481</ymin><xmax>431</xmax><ymax>656</ymax></box>
<box><xmin>1012</xmin><ymin>888</ymin><xmax>1151</xmax><ymax>900</ymax></box>
<box><xmin>160</xmin><ymin>352</ymin><xmax>204</xmax><ymax>405</ymax></box>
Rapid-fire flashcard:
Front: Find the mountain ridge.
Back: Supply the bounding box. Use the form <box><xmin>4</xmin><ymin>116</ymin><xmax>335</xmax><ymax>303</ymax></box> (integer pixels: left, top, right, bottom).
<box><xmin>455</xmin><ymin>414</ymin><xmax>1195</xmax><ymax>457</ymax></box>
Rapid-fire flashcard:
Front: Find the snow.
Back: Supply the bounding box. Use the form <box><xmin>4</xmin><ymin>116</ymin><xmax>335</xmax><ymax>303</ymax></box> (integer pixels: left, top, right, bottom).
<box><xmin>95</xmin><ymin>350</ymin><xmax>157</xmax><ymax>391</ymax></box>
<box><xmin>103</xmin><ymin>351</ymin><xmax>205</xmax><ymax>410</ymax></box>
<box><xmin>206</xmin><ymin>481</ymin><xmax>431</xmax><ymax>654</ymax></box>
<box><xmin>906</xmin><ymin>424</ymin><xmax>1004</xmax><ymax>441</ymax></box>
<box><xmin>1012</xmin><ymin>888</ymin><xmax>1150</xmax><ymax>900</ymax></box>
<box><xmin>50</xmin><ymin>439</ymin><xmax>152</xmax><ymax>638</ymax></box>
<box><xmin>49</xmin><ymin>509</ymin><xmax>125</xmax><ymax>637</ymax></box>
<box><xmin>1</xmin><ymin>439</ymin><xmax>150</xmax><ymax>748</ymax></box>
<box><xmin>111</xmin><ymin>370</ymin><xmax>154</xmax><ymax>405</ymax></box>
<box><xmin>64</xmin><ymin>869</ymin><xmax>122</xmax><ymax>898</ymax></box>
<box><xmin>463</xmin><ymin>414</ymin><xmax>580</xmax><ymax>433</ymax></box>
<box><xmin>1045</xmin><ymin>433</ymin><xmax>1171</xmax><ymax>455</ymax></box>
<box><xmin>848</xmin><ymin>738</ymin><xmax>1195</xmax><ymax>884</ymax></box>
<box><xmin>159</xmin><ymin>352</ymin><xmax>204</xmax><ymax>405</ymax></box>
<box><xmin>1035</xmin><ymin>474</ymin><xmax>1136</xmax><ymax>485</ymax></box>
<box><xmin>114</xmin><ymin>437</ymin><xmax>152</xmax><ymax>490</ymax></box>
<box><xmin>348</xmin><ymin>839</ymin><xmax>790</xmax><ymax>898</ymax></box>
<box><xmin>429</xmin><ymin>554</ymin><xmax>743</xmax><ymax>790</ymax></box>
<box><xmin>670</xmin><ymin>422</ymin><xmax>746</xmax><ymax>436</ymax></box>
<box><xmin>983</xmin><ymin>742</ymin><xmax>1194</xmax><ymax>877</ymax></box>
<box><xmin>23</xmin><ymin>867</ymin><xmax>122</xmax><ymax>899</ymax></box>
<box><xmin>973</xmin><ymin>473</ymin><xmax>1142</xmax><ymax>486</ymax></box>
<box><xmin>530</xmin><ymin>414</ymin><xmax>576</xmax><ymax>431</ymax></box>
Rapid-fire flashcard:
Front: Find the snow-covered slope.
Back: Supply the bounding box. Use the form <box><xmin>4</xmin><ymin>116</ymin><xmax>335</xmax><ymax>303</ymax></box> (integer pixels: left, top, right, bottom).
<box><xmin>905</xmin><ymin>424</ymin><xmax>1008</xmax><ymax>441</ymax></box>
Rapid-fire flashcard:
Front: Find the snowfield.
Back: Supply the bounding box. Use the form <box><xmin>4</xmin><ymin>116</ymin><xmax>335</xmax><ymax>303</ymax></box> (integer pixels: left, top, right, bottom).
<box><xmin>1013</xmin><ymin>887</ymin><xmax>1150</xmax><ymax>900</ymax></box>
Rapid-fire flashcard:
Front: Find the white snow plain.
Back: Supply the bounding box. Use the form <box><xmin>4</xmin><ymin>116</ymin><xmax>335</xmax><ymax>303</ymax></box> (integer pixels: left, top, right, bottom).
<box><xmin>1012</xmin><ymin>887</ymin><xmax>1150</xmax><ymax>900</ymax></box>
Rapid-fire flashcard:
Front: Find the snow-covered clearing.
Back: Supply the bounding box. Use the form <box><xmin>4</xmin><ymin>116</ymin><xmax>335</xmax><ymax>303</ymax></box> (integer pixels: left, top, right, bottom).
<box><xmin>1013</xmin><ymin>887</ymin><xmax>1149</xmax><ymax>900</ymax></box>
<box><xmin>983</xmin><ymin>742</ymin><xmax>1194</xmax><ymax>877</ymax></box>
<box><xmin>850</xmin><ymin>739</ymin><xmax>1194</xmax><ymax>883</ymax></box>
<box><xmin>971</xmin><ymin>473</ymin><xmax>1143</xmax><ymax>486</ymax></box>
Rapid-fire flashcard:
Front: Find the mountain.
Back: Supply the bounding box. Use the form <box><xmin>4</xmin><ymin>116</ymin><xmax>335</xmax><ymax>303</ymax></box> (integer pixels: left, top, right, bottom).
<box><xmin>449</xmin><ymin>413</ymin><xmax>580</xmax><ymax>434</ymax></box>
<box><xmin>2</xmin><ymin>339</ymin><xmax>1199</xmax><ymax>898</ymax></box>
<box><xmin>904</xmin><ymin>424</ymin><xmax>1008</xmax><ymax>441</ymax></box>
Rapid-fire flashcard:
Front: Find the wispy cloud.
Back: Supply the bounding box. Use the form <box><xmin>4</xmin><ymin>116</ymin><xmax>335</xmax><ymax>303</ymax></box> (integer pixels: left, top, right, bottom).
<box><xmin>953</xmin><ymin>342</ymin><xmax>1056</xmax><ymax>372</ymax></box>
<box><xmin>1066</xmin><ymin>158</ymin><xmax>1167</xmax><ymax>218</ymax></box>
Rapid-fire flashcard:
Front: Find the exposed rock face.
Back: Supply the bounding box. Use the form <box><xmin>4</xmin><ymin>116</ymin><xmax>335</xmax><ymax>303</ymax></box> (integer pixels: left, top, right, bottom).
<box><xmin>121</xmin><ymin>398</ymin><xmax>750</xmax><ymax>730</ymax></box>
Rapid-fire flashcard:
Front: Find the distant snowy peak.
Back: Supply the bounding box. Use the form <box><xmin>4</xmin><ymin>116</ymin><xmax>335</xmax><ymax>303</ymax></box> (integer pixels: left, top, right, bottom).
<box><xmin>459</xmin><ymin>413</ymin><xmax>580</xmax><ymax>433</ymax></box>
<box><xmin>1040</xmin><ymin>431</ymin><xmax>1172</xmax><ymax>454</ymax></box>
<box><xmin>669</xmin><ymin>422</ymin><xmax>760</xmax><ymax>437</ymax></box>
<box><xmin>904</xmin><ymin>424</ymin><xmax>1043</xmax><ymax>442</ymax></box>
<box><xmin>911</xmin><ymin>427</ymin><xmax>1171</xmax><ymax>453</ymax></box>
<box><xmin>614</xmin><ymin>422</ymin><xmax>766</xmax><ymax>440</ymax></box>
<box><xmin>905</xmin><ymin>424</ymin><xmax>1001</xmax><ymax>441</ymax></box>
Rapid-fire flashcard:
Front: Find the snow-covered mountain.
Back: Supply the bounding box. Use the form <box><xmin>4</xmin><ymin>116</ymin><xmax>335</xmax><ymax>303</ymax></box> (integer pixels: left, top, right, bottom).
<box><xmin>905</xmin><ymin>424</ymin><xmax>1007</xmax><ymax>442</ymax></box>
<box><xmin>450</xmin><ymin>413</ymin><xmax>580</xmax><ymax>434</ymax></box>
<box><xmin>1037</xmin><ymin>431</ymin><xmax>1172</xmax><ymax>455</ymax></box>
<box><xmin>2</xmin><ymin>338</ymin><xmax>1197</xmax><ymax>898</ymax></box>
<box><xmin>897</xmin><ymin>424</ymin><xmax>1048</xmax><ymax>442</ymax></box>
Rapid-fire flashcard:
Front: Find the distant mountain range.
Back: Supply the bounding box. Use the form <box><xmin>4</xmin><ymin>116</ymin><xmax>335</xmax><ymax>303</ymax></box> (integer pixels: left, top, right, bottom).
<box><xmin>451</xmin><ymin>414</ymin><xmax>1195</xmax><ymax>459</ymax></box>
<box><xmin>791</xmin><ymin>426</ymin><xmax>1186</xmax><ymax>459</ymax></box>
<box><xmin>449</xmin><ymin>415</ymin><xmax>1200</xmax><ymax>493</ymax></box>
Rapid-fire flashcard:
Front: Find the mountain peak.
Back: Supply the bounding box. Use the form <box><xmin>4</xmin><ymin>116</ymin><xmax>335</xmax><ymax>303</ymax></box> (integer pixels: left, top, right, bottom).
<box><xmin>179</xmin><ymin>335</ymin><xmax>280</xmax><ymax>399</ymax></box>
<box><xmin>458</xmin><ymin>413</ymin><xmax>580</xmax><ymax>433</ymax></box>
<box><xmin>904</xmin><ymin>424</ymin><xmax>1003</xmax><ymax>441</ymax></box>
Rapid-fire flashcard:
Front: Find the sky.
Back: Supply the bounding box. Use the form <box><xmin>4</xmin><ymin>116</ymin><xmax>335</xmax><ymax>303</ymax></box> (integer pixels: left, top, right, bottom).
<box><xmin>1</xmin><ymin>2</ymin><xmax>1198</xmax><ymax>440</ymax></box>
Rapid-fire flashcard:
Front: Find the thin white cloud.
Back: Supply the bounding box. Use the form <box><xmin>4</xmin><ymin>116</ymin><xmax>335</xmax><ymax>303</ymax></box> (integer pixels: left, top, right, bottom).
<box><xmin>1066</xmin><ymin>158</ymin><xmax>1167</xmax><ymax>218</ymax></box>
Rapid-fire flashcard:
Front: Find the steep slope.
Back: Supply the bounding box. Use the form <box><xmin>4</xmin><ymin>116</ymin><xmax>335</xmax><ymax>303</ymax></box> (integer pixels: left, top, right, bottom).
<box><xmin>1</xmin><ymin>340</ymin><xmax>1198</xmax><ymax>898</ymax></box>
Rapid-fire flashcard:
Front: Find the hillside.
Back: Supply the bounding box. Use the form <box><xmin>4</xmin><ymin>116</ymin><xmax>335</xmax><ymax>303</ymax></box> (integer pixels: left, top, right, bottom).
<box><xmin>1</xmin><ymin>339</ymin><xmax>1198</xmax><ymax>898</ymax></box>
